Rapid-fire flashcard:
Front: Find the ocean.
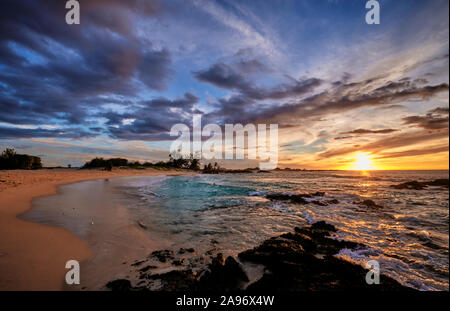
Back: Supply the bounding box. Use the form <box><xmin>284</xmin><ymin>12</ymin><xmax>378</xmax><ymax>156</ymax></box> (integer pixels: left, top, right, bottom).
<box><xmin>22</xmin><ymin>170</ymin><xmax>449</xmax><ymax>290</ymax></box>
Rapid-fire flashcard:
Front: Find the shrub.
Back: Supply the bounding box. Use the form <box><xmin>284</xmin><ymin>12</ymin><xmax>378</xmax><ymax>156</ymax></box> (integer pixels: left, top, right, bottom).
<box><xmin>202</xmin><ymin>162</ymin><xmax>222</xmax><ymax>174</ymax></box>
<box><xmin>82</xmin><ymin>157</ymin><xmax>129</xmax><ymax>169</ymax></box>
<box><xmin>81</xmin><ymin>153</ymin><xmax>202</xmax><ymax>171</ymax></box>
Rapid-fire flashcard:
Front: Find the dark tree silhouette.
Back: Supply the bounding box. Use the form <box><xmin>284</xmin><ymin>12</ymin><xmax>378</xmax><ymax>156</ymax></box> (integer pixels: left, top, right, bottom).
<box><xmin>0</xmin><ymin>148</ymin><xmax>42</xmax><ymax>170</ymax></box>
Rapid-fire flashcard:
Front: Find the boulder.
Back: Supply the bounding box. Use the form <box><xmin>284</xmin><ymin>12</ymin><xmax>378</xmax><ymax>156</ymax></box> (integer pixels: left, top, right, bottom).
<box><xmin>150</xmin><ymin>249</ymin><xmax>174</xmax><ymax>262</ymax></box>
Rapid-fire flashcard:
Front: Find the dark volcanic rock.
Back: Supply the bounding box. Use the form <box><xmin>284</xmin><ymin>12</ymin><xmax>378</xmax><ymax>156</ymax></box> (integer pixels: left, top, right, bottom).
<box><xmin>391</xmin><ymin>180</ymin><xmax>426</xmax><ymax>190</ymax></box>
<box><xmin>391</xmin><ymin>179</ymin><xmax>449</xmax><ymax>190</ymax></box>
<box><xmin>311</xmin><ymin>220</ymin><xmax>337</xmax><ymax>232</ymax></box>
<box><xmin>240</xmin><ymin>222</ymin><xmax>411</xmax><ymax>291</ymax></box>
<box><xmin>131</xmin><ymin>260</ymin><xmax>145</xmax><ymax>267</ymax></box>
<box><xmin>357</xmin><ymin>199</ymin><xmax>383</xmax><ymax>209</ymax></box>
<box><xmin>311</xmin><ymin>200</ymin><xmax>328</xmax><ymax>206</ymax></box>
<box><xmin>246</xmin><ymin>256</ymin><xmax>407</xmax><ymax>291</ymax></box>
<box><xmin>172</xmin><ymin>258</ymin><xmax>186</xmax><ymax>266</ymax></box>
<box><xmin>150</xmin><ymin>249</ymin><xmax>174</xmax><ymax>262</ymax></box>
<box><xmin>310</xmin><ymin>199</ymin><xmax>339</xmax><ymax>206</ymax></box>
<box><xmin>266</xmin><ymin>191</ymin><xmax>329</xmax><ymax>205</ymax></box>
<box><xmin>139</xmin><ymin>265</ymin><xmax>157</xmax><ymax>273</ymax></box>
<box><xmin>294</xmin><ymin>221</ymin><xmax>337</xmax><ymax>239</ymax></box>
<box><xmin>425</xmin><ymin>179</ymin><xmax>449</xmax><ymax>188</ymax></box>
<box><xmin>311</xmin><ymin>191</ymin><xmax>326</xmax><ymax>196</ymax></box>
<box><xmin>266</xmin><ymin>193</ymin><xmax>308</xmax><ymax>204</ymax></box>
<box><xmin>178</xmin><ymin>247</ymin><xmax>195</xmax><ymax>254</ymax></box>
<box><xmin>197</xmin><ymin>253</ymin><xmax>249</xmax><ymax>291</ymax></box>
<box><xmin>148</xmin><ymin>270</ymin><xmax>197</xmax><ymax>291</ymax></box>
<box><xmin>239</xmin><ymin>237</ymin><xmax>307</xmax><ymax>266</ymax></box>
<box><xmin>109</xmin><ymin>222</ymin><xmax>413</xmax><ymax>291</ymax></box>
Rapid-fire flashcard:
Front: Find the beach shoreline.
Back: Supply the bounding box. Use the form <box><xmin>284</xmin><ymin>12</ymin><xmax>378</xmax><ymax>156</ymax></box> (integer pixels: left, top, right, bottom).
<box><xmin>0</xmin><ymin>168</ymin><xmax>193</xmax><ymax>291</ymax></box>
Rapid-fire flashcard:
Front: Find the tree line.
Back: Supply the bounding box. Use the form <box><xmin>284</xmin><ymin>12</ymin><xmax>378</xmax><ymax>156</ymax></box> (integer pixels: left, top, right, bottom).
<box><xmin>0</xmin><ymin>147</ymin><xmax>222</xmax><ymax>173</ymax></box>
<box><xmin>82</xmin><ymin>153</ymin><xmax>222</xmax><ymax>173</ymax></box>
<box><xmin>0</xmin><ymin>148</ymin><xmax>42</xmax><ymax>170</ymax></box>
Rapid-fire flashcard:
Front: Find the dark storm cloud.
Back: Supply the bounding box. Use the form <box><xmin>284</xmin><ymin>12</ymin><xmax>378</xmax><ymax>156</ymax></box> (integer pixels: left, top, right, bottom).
<box><xmin>192</xmin><ymin>56</ymin><xmax>448</xmax><ymax>129</ymax></box>
<box><xmin>99</xmin><ymin>93</ymin><xmax>200</xmax><ymax>140</ymax></box>
<box><xmin>193</xmin><ymin>58</ymin><xmax>325</xmax><ymax>126</ymax></box>
<box><xmin>137</xmin><ymin>49</ymin><xmax>173</xmax><ymax>90</ymax></box>
<box><xmin>194</xmin><ymin>62</ymin><xmax>253</xmax><ymax>91</ymax></box>
<box><xmin>143</xmin><ymin>92</ymin><xmax>199</xmax><ymax>109</ymax></box>
<box><xmin>193</xmin><ymin>60</ymin><xmax>322</xmax><ymax>101</ymax></box>
<box><xmin>1</xmin><ymin>1</ymin><xmax>448</xmax><ymax>144</ymax></box>
<box><xmin>0</xmin><ymin>126</ymin><xmax>94</xmax><ymax>139</ymax></box>
<box><xmin>207</xmin><ymin>95</ymin><xmax>256</xmax><ymax>124</ymax></box>
<box><xmin>249</xmin><ymin>79</ymin><xmax>449</xmax><ymax>127</ymax></box>
<box><xmin>194</xmin><ymin>73</ymin><xmax>449</xmax><ymax>132</ymax></box>
<box><xmin>0</xmin><ymin>0</ymin><xmax>172</xmax><ymax>138</ymax></box>
<box><xmin>235</xmin><ymin>59</ymin><xmax>269</xmax><ymax>74</ymax></box>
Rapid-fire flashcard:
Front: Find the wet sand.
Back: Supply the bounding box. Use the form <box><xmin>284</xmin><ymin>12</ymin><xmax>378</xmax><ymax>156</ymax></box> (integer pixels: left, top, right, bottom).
<box><xmin>0</xmin><ymin>168</ymin><xmax>191</xmax><ymax>290</ymax></box>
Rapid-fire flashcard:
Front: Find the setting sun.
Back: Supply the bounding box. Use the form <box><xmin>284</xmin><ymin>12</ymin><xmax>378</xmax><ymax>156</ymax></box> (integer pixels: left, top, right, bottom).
<box><xmin>348</xmin><ymin>153</ymin><xmax>378</xmax><ymax>170</ymax></box>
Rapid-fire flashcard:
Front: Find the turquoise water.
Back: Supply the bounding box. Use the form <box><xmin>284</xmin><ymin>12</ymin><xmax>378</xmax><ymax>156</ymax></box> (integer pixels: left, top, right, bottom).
<box><xmin>24</xmin><ymin>170</ymin><xmax>449</xmax><ymax>290</ymax></box>
<box><xmin>121</xmin><ymin>170</ymin><xmax>449</xmax><ymax>290</ymax></box>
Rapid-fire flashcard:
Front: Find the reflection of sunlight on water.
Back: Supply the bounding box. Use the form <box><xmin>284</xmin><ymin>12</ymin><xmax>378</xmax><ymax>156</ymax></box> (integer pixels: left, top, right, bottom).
<box><xmin>361</xmin><ymin>183</ymin><xmax>373</xmax><ymax>187</ymax></box>
<box><xmin>361</xmin><ymin>170</ymin><xmax>371</xmax><ymax>177</ymax></box>
<box><xmin>157</xmin><ymin>171</ymin><xmax>448</xmax><ymax>290</ymax></box>
<box><xmin>27</xmin><ymin>170</ymin><xmax>447</xmax><ymax>291</ymax></box>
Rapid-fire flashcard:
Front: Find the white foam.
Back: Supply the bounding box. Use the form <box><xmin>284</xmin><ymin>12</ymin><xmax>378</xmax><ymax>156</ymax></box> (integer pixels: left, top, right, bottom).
<box><xmin>248</xmin><ymin>190</ymin><xmax>267</xmax><ymax>196</ymax></box>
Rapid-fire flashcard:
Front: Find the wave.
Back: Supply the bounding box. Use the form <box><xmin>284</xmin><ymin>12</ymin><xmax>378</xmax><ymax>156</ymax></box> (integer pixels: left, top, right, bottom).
<box><xmin>248</xmin><ymin>190</ymin><xmax>268</xmax><ymax>196</ymax></box>
<box><xmin>328</xmin><ymin>174</ymin><xmax>383</xmax><ymax>181</ymax></box>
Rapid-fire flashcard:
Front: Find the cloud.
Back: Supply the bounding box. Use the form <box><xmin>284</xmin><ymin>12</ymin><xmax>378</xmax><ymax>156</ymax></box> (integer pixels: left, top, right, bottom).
<box><xmin>137</xmin><ymin>49</ymin><xmax>173</xmax><ymax>90</ymax></box>
<box><xmin>194</xmin><ymin>60</ymin><xmax>322</xmax><ymax>101</ymax></box>
<box><xmin>374</xmin><ymin>145</ymin><xmax>449</xmax><ymax>160</ymax></box>
<box><xmin>402</xmin><ymin>107</ymin><xmax>450</xmax><ymax>130</ymax></box>
<box><xmin>429</xmin><ymin>107</ymin><xmax>449</xmax><ymax>115</ymax></box>
<box><xmin>318</xmin><ymin>129</ymin><xmax>449</xmax><ymax>159</ymax></box>
<box><xmin>0</xmin><ymin>126</ymin><xmax>94</xmax><ymax>139</ymax></box>
<box><xmin>249</xmin><ymin>78</ymin><xmax>449</xmax><ymax>127</ymax></box>
<box><xmin>194</xmin><ymin>62</ymin><xmax>252</xmax><ymax>92</ymax></box>
<box><xmin>192</xmin><ymin>0</ymin><xmax>281</xmax><ymax>60</ymax></box>
<box><xmin>100</xmin><ymin>93</ymin><xmax>200</xmax><ymax>140</ymax></box>
<box><xmin>0</xmin><ymin>0</ymin><xmax>448</xmax><ymax>170</ymax></box>
<box><xmin>0</xmin><ymin>0</ymin><xmax>172</xmax><ymax>134</ymax></box>
<box><xmin>340</xmin><ymin>128</ymin><xmax>399</xmax><ymax>135</ymax></box>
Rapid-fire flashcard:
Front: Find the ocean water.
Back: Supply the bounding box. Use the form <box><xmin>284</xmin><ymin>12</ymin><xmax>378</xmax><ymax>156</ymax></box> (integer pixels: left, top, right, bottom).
<box><xmin>23</xmin><ymin>170</ymin><xmax>449</xmax><ymax>290</ymax></box>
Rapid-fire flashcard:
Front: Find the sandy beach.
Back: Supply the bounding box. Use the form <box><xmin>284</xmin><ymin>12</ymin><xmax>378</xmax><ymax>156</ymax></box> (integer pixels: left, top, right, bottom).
<box><xmin>0</xmin><ymin>168</ymin><xmax>191</xmax><ymax>291</ymax></box>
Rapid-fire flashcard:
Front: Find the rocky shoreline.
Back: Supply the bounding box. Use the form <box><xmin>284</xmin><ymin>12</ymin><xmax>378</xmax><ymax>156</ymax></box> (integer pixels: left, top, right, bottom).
<box><xmin>106</xmin><ymin>221</ymin><xmax>414</xmax><ymax>291</ymax></box>
<box><xmin>390</xmin><ymin>179</ymin><xmax>449</xmax><ymax>190</ymax></box>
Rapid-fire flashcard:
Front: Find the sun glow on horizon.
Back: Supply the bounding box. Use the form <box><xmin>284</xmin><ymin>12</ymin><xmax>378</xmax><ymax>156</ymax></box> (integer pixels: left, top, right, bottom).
<box><xmin>347</xmin><ymin>153</ymin><xmax>379</xmax><ymax>171</ymax></box>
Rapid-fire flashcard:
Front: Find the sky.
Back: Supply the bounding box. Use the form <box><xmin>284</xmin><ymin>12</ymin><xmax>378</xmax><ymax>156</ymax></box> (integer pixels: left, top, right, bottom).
<box><xmin>0</xmin><ymin>0</ymin><xmax>448</xmax><ymax>169</ymax></box>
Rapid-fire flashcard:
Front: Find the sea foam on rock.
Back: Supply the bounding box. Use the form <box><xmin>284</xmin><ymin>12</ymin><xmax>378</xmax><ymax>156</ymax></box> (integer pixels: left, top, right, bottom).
<box><xmin>239</xmin><ymin>221</ymin><xmax>411</xmax><ymax>291</ymax></box>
